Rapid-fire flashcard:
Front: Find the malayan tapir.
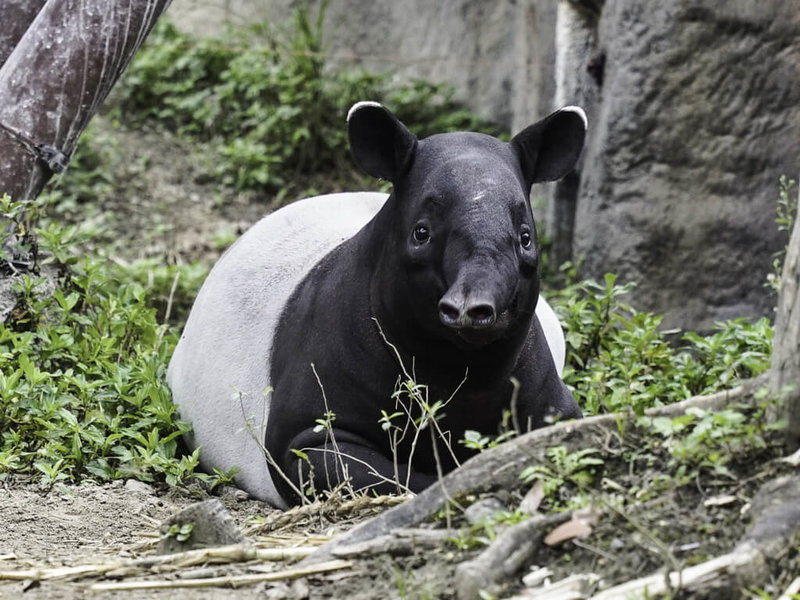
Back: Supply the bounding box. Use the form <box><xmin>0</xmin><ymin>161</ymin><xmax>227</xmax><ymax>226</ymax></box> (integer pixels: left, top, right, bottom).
<box><xmin>167</xmin><ymin>102</ymin><xmax>586</xmax><ymax>508</ymax></box>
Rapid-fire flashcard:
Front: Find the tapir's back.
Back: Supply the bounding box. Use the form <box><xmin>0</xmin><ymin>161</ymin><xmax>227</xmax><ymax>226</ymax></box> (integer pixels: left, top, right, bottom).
<box><xmin>167</xmin><ymin>192</ymin><xmax>387</xmax><ymax>506</ymax></box>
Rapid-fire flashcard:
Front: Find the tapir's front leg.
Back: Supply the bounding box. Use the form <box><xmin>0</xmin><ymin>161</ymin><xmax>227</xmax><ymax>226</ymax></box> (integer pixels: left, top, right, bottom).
<box><xmin>273</xmin><ymin>429</ymin><xmax>437</xmax><ymax>505</ymax></box>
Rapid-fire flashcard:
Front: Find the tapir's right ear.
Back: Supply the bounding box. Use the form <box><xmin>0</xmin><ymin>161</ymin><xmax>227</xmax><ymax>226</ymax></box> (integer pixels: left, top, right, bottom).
<box><xmin>347</xmin><ymin>101</ymin><xmax>418</xmax><ymax>182</ymax></box>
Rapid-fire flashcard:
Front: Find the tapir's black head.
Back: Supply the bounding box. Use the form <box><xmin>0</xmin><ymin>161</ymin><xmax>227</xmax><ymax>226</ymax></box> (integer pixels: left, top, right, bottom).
<box><xmin>348</xmin><ymin>102</ymin><xmax>586</xmax><ymax>351</ymax></box>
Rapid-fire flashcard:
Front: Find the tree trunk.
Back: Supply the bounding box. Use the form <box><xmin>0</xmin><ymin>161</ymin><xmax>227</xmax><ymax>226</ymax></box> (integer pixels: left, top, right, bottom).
<box><xmin>0</xmin><ymin>0</ymin><xmax>173</xmax><ymax>201</ymax></box>
<box><xmin>770</xmin><ymin>182</ymin><xmax>800</xmax><ymax>449</ymax></box>
<box><xmin>0</xmin><ymin>1</ymin><xmax>48</xmax><ymax>69</ymax></box>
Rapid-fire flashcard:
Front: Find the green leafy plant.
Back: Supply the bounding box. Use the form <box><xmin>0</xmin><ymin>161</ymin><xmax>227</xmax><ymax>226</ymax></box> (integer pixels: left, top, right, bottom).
<box><xmin>767</xmin><ymin>175</ymin><xmax>798</xmax><ymax>292</ymax></box>
<box><xmin>0</xmin><ymin>196</ymin><xmax>200</xmax><ymax>487</ymax></box>
<box><xmin>640</xmin><ymin>400</ymin><xmax>776</xmax><ymax>480</ymax></box>
<box><xmin>110</xmin><ymin>5</ymin><xmax>501</xmax><ymax>195</ymax></box>
<box><xmin>448</xmin><ymin>507</ymin><xmax>529</xmax><ymax>551</ymax></box>
<box><xmin>519</xmin><ymin>446</ymin><xmax>604</xmax><ymax>508</ymax></box>
<box><xmin>162</xmin><ymin>522</ymin><xmax>194</xmax><ymax>543</ymax></box>
<box><xmin>551</xmin><ymin>274</ymin><xmax>772</xmax><ymax>417</ymax></box>
<box><xmin>459</xmin><ymin>427</ymin><xmax>515</xmax><ymax>452</ymax></box>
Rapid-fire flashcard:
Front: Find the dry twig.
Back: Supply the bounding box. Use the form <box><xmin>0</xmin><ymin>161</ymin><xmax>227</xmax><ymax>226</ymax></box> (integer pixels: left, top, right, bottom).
<box><xmin>244</xmin><ymin>493</ymin><xmax>409</xmax><ymax>535</ymax></box>
<box><xmin>0</xmin><ymin>543</ymin><xmax>317</xmax><ymax>583</ymax></box>
<box><xmin>88</xmin><ymin>559</ymin><xmax>352</xmax><ymax>591</ymax></box>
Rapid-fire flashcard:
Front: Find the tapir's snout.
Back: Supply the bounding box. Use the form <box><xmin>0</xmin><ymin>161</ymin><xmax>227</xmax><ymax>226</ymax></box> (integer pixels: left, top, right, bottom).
<box><xmin>438</xmin><ymin>246</ymin><xmax>517</xmax><ymax>333</ymax></box>
<box><xmin>438</xmin><ymin>293</ymin><xmax>497</xmax><ymax>330</ymax></box>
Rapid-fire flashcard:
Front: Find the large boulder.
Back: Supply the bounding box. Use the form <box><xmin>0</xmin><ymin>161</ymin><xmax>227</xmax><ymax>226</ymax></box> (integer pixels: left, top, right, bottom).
<box><xmin>561</xmin><ymin>0</ymin><xmax>800</xmax><ymax>330</ymax></box>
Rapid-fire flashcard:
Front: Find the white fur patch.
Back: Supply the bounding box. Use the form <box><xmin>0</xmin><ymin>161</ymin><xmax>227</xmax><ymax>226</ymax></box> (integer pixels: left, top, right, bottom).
<box><xmin>167</xmin><ymin>192</ymin><xmax>387</xmax><ymax>507</ymax></box>
<box><xmin>167</xmin><ymin>192</ymin><xmax>568</xmax><ymax>506</ymax></box>
<box><xmin>346</xmin><ymin>100</ymin><xmax>384</xmax><ymax>122</ymax></box>
<box><xmin>536</xmin><ymin>297</ymin><xmax>566</xmax><ymax>377</ymax></box>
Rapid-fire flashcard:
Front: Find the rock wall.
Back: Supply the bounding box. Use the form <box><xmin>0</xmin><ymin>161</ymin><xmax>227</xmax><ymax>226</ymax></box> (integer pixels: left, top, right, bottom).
<box><xmin>562</xmin><ymin>0</ymin><xmax>800</xmax><ymax>330</ymax></box>
<box><xmin>166</xmin><ymin>0</ymin><xmax>557</xmax><ymax>132</ymax></box>
<box><xmin>166</xmin><ymin>0</ymin><xmax>800</xmax><ymax>331</ymax></box>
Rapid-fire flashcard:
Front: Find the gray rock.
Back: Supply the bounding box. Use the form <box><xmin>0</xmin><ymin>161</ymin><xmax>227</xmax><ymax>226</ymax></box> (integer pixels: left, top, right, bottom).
<box><xmin>165</xmin><ymin>1</ymin><xmax>800</xmax><ymax>331</ymax></box>
<box><xmin>123</xmin><ymin>478</ymin><xmax>155</xmax><ymax>495</ymax></box>
<box><xmin>157</xmin><ymin>498</ymin><xmax>246</xmax><ymax>554</ymax></box>
<box><xmin>463</xmin><ymin>497</ymin><xmax>508</xmax><ymax>525</ymax></box>
<box><xmin>562</xmin><ymin>0</ymin><xmax>800</xmax><ymax>330</ymax></box>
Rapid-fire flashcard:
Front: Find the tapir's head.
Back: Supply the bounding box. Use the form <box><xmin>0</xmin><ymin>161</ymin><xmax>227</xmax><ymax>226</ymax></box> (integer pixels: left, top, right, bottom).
<box><xmin>348</xmin><ymin>102</ymin><xmax>586</xmax><ymax>349</ymax></box>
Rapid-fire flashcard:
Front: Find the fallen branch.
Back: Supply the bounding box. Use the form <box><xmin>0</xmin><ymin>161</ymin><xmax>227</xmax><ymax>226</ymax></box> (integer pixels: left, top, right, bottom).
<box><xmin>330</xmin><ymin>528</ymin><xmax>459</xmax><ymax>559</ymax></box>
<box><xmin>88</xmin><ymin>559</ymin><xmax>352</xmax><ymax>591</ymax></box>
<box><xmin>305</xmin><ymin>377</ymin><xmax>764</xmax><ymax>564</ymax></box>
<box><xmin>455</xmin><ymin>511</ymin><xmax>573</xmax><ymax>600</ymax></box>
<box><xmin>779</xmin><ymin>576</ymin><xmax>800</xmax><ymax>600</ymax></box>
<box><xmin>588</xmin><ymin>545</ymin><xmax>760</xmax><ymax>599</ymax></box>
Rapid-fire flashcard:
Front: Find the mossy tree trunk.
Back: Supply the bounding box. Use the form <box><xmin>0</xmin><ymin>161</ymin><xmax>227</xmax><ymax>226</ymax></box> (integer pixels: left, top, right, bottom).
<box><xmin>0</xmin><ymin>0</ymin><xmax>48</xmax><ymax>69</ymax></box>
<box><xmin>0</xmin><ymin>0</ymin><xmax>172</xmax><ymax>203</ymax></box>
<box><xmin>770</xmin><ymin>182</ymin><xmax>800</xmax><ymax>449</ymax></box>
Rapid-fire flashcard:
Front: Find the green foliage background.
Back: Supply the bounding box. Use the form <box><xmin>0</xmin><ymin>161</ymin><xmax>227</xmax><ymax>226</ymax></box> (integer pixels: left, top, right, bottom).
<box><xmin>0</xmin><ymin>7</ymin><xmax>776</xmax><ymax>489</ymax></box>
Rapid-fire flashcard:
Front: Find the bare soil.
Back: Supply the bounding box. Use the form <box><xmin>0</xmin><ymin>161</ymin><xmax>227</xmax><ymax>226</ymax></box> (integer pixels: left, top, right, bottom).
<box><xmin>1</xmin><ymin>408</ymin><xmax>797</xmax><ymax>599</ymax></box>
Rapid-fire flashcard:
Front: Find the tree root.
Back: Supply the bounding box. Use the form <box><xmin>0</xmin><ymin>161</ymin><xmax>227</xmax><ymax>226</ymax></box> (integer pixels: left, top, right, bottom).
<box><xmin>454</xmin><ymin>511</ymin><xmax>573</xmax><ymax>600</ymax></box>
<box><xmin>586</xmin><ymin>475</ymin><xmax>800</xmax><ymax>599</ymax></box>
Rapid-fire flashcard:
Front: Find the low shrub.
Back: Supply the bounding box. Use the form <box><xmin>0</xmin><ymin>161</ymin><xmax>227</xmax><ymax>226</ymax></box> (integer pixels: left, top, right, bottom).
<box><xmin>551</xmin><ymin>273</ymin><xmax>772</xmax><ymax>416</ymax></box>
<box><xmin>110</xmin><ymin>5</ymin><xmax>501</xmax><ymax>193</ymax></box>
<box><xmin>0</xmin><ymin>195</ymin><xmax>202</xmax><ymax>486</ymax></box>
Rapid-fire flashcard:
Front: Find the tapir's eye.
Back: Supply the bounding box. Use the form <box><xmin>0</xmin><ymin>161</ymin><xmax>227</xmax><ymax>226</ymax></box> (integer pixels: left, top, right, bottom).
<box><xmin>412</xmin><ymin>224</ymin><xmax>430</xmax><ymax>244</ymax></box>
<box><xmin>520</xmin><ymin>229</ymin><xmax>533</xmax><ymax>249</ymax></box>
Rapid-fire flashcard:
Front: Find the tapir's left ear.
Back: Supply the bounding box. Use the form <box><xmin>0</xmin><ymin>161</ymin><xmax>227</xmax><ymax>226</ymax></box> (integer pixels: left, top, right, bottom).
<box><xmin>347</xmin><ymin>101</ymin><xmax>418</xmax><ymax>182</ymax></box>
<box><xmin>511</xmin><ymin>106</ymin><xmax>587</xmax><ymax>184</ymax></box>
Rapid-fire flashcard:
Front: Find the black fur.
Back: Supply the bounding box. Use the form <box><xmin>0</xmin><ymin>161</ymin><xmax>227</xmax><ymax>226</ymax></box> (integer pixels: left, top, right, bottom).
<box><xmin>267</xmin><ymin>105</ymin><xmax>585</xmax><ymax>505</ymax></box>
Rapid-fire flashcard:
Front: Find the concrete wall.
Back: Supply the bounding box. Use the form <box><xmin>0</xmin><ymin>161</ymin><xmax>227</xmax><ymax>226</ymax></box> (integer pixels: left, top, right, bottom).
<box><xmin>166</xmin><ymin>0</ymin><xmax>557</xmax><ymax>132</ymax></box>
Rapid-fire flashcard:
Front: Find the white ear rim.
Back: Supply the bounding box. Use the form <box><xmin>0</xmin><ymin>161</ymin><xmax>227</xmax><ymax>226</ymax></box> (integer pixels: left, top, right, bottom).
<box><xmin>347</xmin><ymin>100</ymin><xmax>384</xmax><ymax>122</ymax></box>
<box><xmin>558</xmin><ymin>105</ymin><xmax>588</xmax><ymax>130</ymax></box>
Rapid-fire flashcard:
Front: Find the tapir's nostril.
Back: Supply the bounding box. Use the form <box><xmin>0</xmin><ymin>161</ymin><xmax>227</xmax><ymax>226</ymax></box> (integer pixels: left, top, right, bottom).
<box><xmin>438</xmin><ymin>300</ymin><xmax>460</xmax><ymax>325</ymax></box>
<box><xmin>466</xmin><ymin>303</ymin><xmax>495</xmax><ymax>324</ymax></box>
<box><xmin>439</xmin><ymin>298</ymin><xmax>496</xmax><ymax>329</ymax></box>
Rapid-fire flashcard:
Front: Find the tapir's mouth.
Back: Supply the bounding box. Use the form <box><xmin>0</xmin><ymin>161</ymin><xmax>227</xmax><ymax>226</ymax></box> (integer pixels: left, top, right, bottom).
<box><xmin>451</xmin><ymin>309</ymin><xmax>511</xmax><ymax>347</ymax></box>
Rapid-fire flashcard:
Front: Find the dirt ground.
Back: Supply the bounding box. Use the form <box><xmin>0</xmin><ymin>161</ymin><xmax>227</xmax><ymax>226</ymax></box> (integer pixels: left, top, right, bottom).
<box><xmin>1</xmin><ymin>404</ymin><xmax>797</xmax><ymax>599</ymax></box>
<box><xmin>0</xmin><ymin>479</ymin><xmax>269</xmax><ymax>599</ymax></box>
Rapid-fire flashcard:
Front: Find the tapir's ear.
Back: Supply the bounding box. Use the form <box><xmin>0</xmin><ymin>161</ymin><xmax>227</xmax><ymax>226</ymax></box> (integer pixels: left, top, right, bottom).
<box><xmin>511</xmin><ymin>106</ymin><xmax>587</xmax><ymax>184</ymax></box>
<box><xmin>347</xmin><ymin>101</ymin><xmax>418</xmax><ymax>182</ymax></box>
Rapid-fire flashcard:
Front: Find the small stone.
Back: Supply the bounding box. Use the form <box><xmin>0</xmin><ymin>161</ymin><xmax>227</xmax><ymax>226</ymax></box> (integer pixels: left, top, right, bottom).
<box><xmin>522</xmin><ymin>566</ymin><xmax>553</xmax><ymax>587</ymax></box>
<box><xmin>123</xmin><ymin>479</ymin><xmax>154</xmax><ymax>495</ymax></box>
<box><xmin>464</xmin><ymin>497</ymin><xmax>508</xmax><ymax>525</ymax></box>
<box><xmin>157</xmin><ymin>498</ymin><xmax>246</xmax><ymax>555</ymax></box>
<box><xmin>609</xmin><ymin>537</ymin><xmax>625</xmax><ymax>551</ymax></box>
<box><xmin>219</xmin><ymin>485</ymin><xmax>250</xmax><ymax>501</ymax></box>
